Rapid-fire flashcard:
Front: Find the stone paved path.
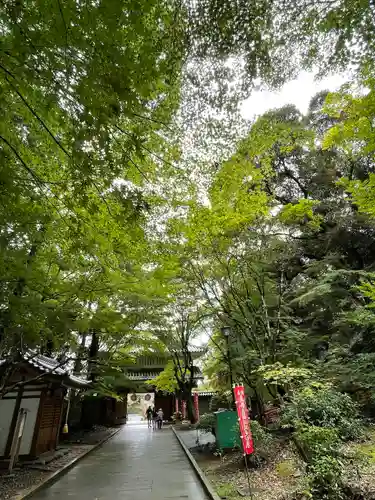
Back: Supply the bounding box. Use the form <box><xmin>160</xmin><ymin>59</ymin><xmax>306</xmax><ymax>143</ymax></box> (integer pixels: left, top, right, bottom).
<box><xmin>32</xmin><ymin>424</ymin><xmax>210</xmax><ymax>500</ymax></box>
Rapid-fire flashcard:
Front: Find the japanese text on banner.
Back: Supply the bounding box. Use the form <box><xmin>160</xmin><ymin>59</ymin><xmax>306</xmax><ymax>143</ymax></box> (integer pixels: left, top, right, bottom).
<box><xmin>234</xmin><ymin>385</ymin><xmax>254</xmax><ymax>455</ymax></box>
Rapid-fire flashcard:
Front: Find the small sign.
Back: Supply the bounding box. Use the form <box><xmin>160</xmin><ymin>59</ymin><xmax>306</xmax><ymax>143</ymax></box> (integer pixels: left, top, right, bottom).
<box><xmin>234</xmin><ymin>385</ymin><xmax>254</xmax><ymax>455</ymax></box>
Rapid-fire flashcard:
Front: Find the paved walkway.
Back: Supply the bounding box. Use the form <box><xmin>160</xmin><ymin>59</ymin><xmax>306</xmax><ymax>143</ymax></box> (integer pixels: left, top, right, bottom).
<box><xmin>32</xmin><ymin>424</ymin><xmax>210</xmax><ymax>500</ymax></box>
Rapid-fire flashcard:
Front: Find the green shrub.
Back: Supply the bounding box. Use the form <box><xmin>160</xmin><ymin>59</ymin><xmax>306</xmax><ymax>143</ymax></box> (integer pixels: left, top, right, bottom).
<box><xmin>251</xmin><ymin>420</ymin><xmax>274</xmax><ymax>451</ymax></box>
<box><xmin>209</xmin><ymin>392</ymin><xmax>231</xmax><ymax>412</ymax></box>
<box><xmin>196</xmin><ymin>412</ymin><xmax>215</xmax><ymax>434</ymax></box>
<box><xmin>281</xmin><ymin>384</ymin><xmax>364</xmax><ymax>441</ymax></box>
<box><xmin>281</xmin><ymin>384</ymin><xmax>362</xmax><ymax>499</ymax></box>
<box><xmin>295</xmin><ymin>425</ymin><xmax>340</xmax><ymax>460</ymax></box>
<box><xmin>292</xmin><ymin>419</ymin><xmax>344</xmax><ymax>497</ymax></box>
<box><xmin>309</xmin><ymin>455</ymin><xmax>344</xmax><ymax>500</ymax></box>
<box><xmin>245</xmin><ymin>420</ymin><xmax>276</xmax><ymax>466</ymax></box>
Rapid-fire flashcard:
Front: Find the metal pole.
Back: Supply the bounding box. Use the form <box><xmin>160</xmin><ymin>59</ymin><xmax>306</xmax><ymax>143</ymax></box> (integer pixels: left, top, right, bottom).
<box><xmin>244</xmin><ymin>453</ymin><xmax>254</xmax><ymax>500</ymax></box>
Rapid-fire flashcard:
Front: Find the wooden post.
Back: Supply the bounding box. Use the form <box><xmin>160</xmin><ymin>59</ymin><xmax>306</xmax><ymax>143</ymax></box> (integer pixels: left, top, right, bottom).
<box><xmin>9</xmin><ymin>408</ymin><xmax>27</xmax><ymax>472</ymax></box>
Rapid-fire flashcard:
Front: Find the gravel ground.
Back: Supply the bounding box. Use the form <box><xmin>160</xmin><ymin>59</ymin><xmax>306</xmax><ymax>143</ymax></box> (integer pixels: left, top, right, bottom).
<box><xmin>0</xmin><ymin>426</ymin><xmax>120</xmax><ymax>499</ymax></box>
<box><xmin>341</xmin><ymin>439</ymin><xmax>375</xmax><ymax>499</ymax></box>
<box><xmin>192</xmin><ymin>436</ymin><xmax>375</xmax><ymax>500</ymax></box>
<box><xmin>0</xmin><ymin>469</ymin><xmax>46</xmax><ymax>500</ymax></box>
<box><xmin>192</xmin><ymin>440</ymin><xmax>306</xmax><ymax>500</ymax></box>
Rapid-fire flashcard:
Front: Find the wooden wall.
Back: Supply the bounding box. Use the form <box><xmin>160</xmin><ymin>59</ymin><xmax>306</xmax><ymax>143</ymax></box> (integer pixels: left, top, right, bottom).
<box><xmin>198</xmin><ymin>396</ymin><xmax>211</xmax><ymax>416</ymax></box>
<box><xmin>154</xmin><ymin>393</ymin><xmax>173</xmax><ymax>420</ymax></box>
<box><xmin>0</xmin><ymin>362</ymin><xmax>66</xmax><ymax>459</ymax></box>
<box><xmin>81</xmin><ymin>396</ymin><xmax>128</xmax><ymax>428</ymax></box>
<box><xmin>33</xmin><ymin>389</ymin><xmax>64</xmax><ymax>457</ymax></box>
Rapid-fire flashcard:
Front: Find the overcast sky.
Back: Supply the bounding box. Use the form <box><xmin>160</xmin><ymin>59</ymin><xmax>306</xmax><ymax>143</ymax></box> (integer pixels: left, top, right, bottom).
<box><xmin>241</xmin><ymin>71</ymin><xmax>347</xmax><ymax>119</ymax></box>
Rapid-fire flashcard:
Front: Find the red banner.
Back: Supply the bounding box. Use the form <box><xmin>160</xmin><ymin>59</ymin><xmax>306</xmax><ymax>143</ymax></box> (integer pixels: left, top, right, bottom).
<box><xmin>175</xmin><ymin>398</ymin><xmax>179</xmax><ymax>414</ymax></box>
<box><xmin>234</xmin><ymin>385</ymin><xmax>254</xmax><ymax>455</ymax></box>
<box><xmin>182</xmin><ymin>400</ymin><xmax>187</xmax><ymax>419</ymax></box>
<box><xmin>193</xmin><ymin>392</ymin><xmax>199</xmax><ymax>421</ymax></box>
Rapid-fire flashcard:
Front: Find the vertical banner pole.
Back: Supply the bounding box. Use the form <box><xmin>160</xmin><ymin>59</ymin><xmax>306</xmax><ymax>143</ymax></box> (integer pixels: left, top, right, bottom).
<box><xmin>193</xmin><ymin>392</ymin><xmax>200</xmax><ymax>444</ymax></box>
<box><xmin>233</xmin><ymin>384</ymin><xmax>254</xmax><ymax>499</ymax></box>
<box><xmin>244</xmin><ymin>453</ymin><xmax>254</xmax><ymax>500</ymax></box>
<box><xmin>193</xmin><ymin>392</ymin><xmax>199</xmax><ymax>422</ymax></box>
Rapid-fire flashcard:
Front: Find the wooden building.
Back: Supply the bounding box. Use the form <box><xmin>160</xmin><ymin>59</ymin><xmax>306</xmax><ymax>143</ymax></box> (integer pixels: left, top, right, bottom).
<box><xmin>0</xmin><ymin>354</ymin><xmax>89</xmax><ymax>460</ymax></box>
<box><xmin>125</xmin><ymin>348</ymin><xmax>205</xmax><ymax>420</ymax></box>
<box><xmin>192</xmin><ymin>390</ymin><xmax>216</xmax><ymax>415</ymax></box>
<box><xmin>80</xmin><ymin>395</ymin><xmax>128</xmax><ymax>428</ymax></box>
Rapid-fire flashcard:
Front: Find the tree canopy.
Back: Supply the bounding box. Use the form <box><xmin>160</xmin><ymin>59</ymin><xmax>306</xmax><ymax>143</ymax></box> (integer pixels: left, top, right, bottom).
<box><xmin>2</xmin><ymin>1</ymin><xmax>375</xmax><ymax>475</ymax></box>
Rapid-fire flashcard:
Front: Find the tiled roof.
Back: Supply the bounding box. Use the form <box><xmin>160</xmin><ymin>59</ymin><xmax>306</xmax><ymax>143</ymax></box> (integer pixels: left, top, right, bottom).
<box><xmin>67</xmin><ymin>374</ymin><xmax>91</xmax><ymax>388</ymax></box>
<box><xmin>25</xmin><ymin>353</ymin><xmax>67</xmax><ymax>376</ymax></box>
<box><xmin>193</xmin><ymin>391</ymin><xmax>216</xmax><ymax>396</ymax></box>
<box><xmin>189</xmin><ymin>346</ymin><xmax>206</xmax><ymax>354</ymax></box>
<box><xmin>127</xmin><ymin>371</ymin><xmax>204</xmax><ymax>382</ymax></box>
<box><xmin>0</xmin><ymin>353</ymin><xmax>90</xmax><ymax>388</ymax></box>
<box><xmin>30</xmin><ymin>355</ymin><xmax>90</xmax><ymax>388</ymax></box>
<box><xmin>127</xmin><ymin>372</ymin><xmax>160</xmax><ymax>381</ymax></box>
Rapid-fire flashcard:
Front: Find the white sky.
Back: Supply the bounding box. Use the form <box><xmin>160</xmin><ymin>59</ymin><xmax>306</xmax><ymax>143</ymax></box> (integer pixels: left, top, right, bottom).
<box><xmin>241</xmin><ymin>71</ymin><xmax>347</xmax><ymax>119</ymax></box>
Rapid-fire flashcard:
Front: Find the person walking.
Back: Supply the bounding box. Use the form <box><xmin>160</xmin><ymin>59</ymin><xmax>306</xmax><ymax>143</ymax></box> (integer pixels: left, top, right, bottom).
<box><xmin>146</xmin><ymin>405</ymin><xmax>153</xmax><ymax>428</ymax></box>
<box><xmin>156</xmin><ymin>408</ymin><xmax>164</xmax><ymax>429</ymax></box>
<box><xmin>152</xmin><ymin>407</ymin><xmax>157</xmax><ymax>429</ymax></box>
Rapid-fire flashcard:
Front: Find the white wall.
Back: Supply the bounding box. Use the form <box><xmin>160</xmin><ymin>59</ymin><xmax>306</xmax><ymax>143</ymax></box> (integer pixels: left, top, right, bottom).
<box><xmin>0</xmin><ymin>398</ymin><xmax>16</xmax><ymax>455</ymax></box>
<box><xmin>19</xmin><ymin>398</ymin><xmax>40</xmax><ymax>455</ymax></box>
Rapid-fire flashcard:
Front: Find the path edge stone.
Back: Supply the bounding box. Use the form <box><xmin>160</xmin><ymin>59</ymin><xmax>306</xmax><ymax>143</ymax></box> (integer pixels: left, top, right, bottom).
<box><xmin>14</xmin><ymin>427</ymin><xmax>124</xmax><ymax>500</ymax></box>
<box><xmin>172</xmin><ymin>426</ymin><xmax>221</xmax><ymax>500</ymax></box>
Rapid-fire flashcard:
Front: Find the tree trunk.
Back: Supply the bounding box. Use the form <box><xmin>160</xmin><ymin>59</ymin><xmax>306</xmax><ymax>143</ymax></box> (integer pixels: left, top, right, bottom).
<box><xmin>44</xmin><ymin>339</ymin><xmax>54</xmax><ymax>357</ymax></box>
<box><xmin>74</xmin><ymin>332</ymin><xmax>87</xmax><ymax>375</ymax></box>
<box><xmin>88</xmin><ymin>330</ymin><xmax>99</xmax><ymax>382</ymax></box>
<box><xmin>187</xmin><ymin>393</ymin><xmax>196</xmax><ymax>423</ymax></box>
<box><xmin>180</xmin><ymin>384</ymin><xmax>196</xmax><ymax>423</ymax></box>
<box><xmin>252</xmin><ymin>387</ymin><xmax>266</xmax><ymax>422</ymax></box>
